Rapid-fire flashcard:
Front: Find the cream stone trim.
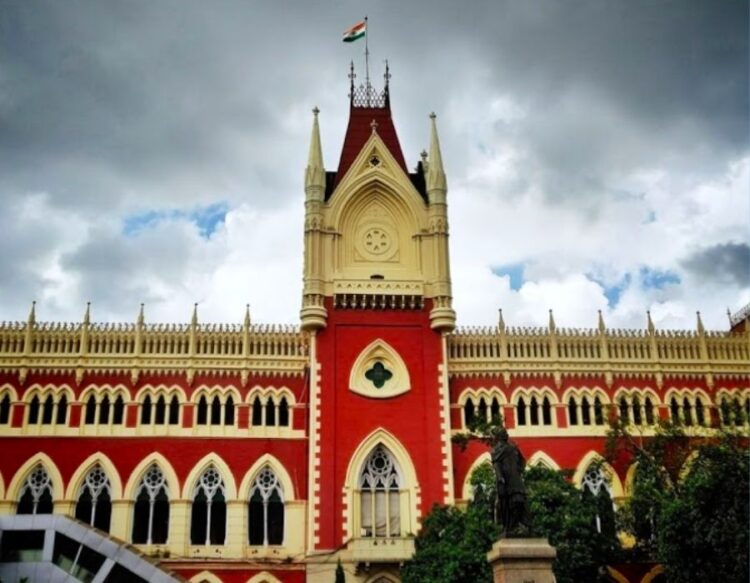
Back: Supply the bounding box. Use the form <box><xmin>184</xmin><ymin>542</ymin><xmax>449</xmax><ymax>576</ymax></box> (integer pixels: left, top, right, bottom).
<box><xmin>624</xmin><ymin>462</ymin><xmax>638</xmax><ymax>496</ymax></box>
<box><xmin>527</xmin><ymin>451</ymin><xmax>561</xmax><ymax>471</ymax></box>
<box><xmin>193</xmin><ymin>384</ymin><xmax>242</xmax><ymax>401</ymax></box>
<box><xmin>123</xmin><ymin>453</ymin><xmax>181</xmax><ymax>500</ymax></box>
<box><xmin>0</xmin><ymin>471</ymin><xmax>5</xmax><ymax>500</ymax></box>
<box><xmin>342</xmin><ymin>428</ymin><xmax>421</xmax><ymax>540</ymax></box>
<box><xmin>181</xmin><ymin>452</ymin><xmax>238</xmax><ymax>500</ymax></box>
<box><xmin>245</xmin><ymin>385</ymin><xmax>296</xmax><ymax>404</ymax></box>
<box><xmin>7</xmin><ymin>452</ymin><xmax>64</xmax><ymax>502</ymax></box>
<box><xmin>246</xmin><ymin>573</ymin><xmax>284</xmax><ymax>583</ymax></box>
<box><xmin>134</xmin><ymin>384</ymin><xmax>188</xmax><ymax>402</ymax></box>
<box><xmin>349</xmin><ymin>339</ymin><xmax>410</xmax><ymax>399</ymax></box>
<box><xmin>189</xmin><ymin>571</ymin><xmax>224</xmax><ymax>583</ymax></box>
<box><xmin>560</xmin><ymin>386</ymin><xmax>610</xmax><ymax>404</ymax></box>
<box><xmin>307</xmin><ymin>333</ymin><xmax>322</xmax><ymax>549</ymax></box>
<box><xmin>0</xmin><ymin>383</ymin><xmax>19</xmax><ymax>401</ymax></box>
<box><xmin>65</xmin><ymin>452</ymin><xmax>123</xmax><ymax>500</ymax></box>
<box><xmin>438</xmin><ymin>336</ymin><xmax>455</xmax><ymax>503</ymax></box>
<box><xmin>613</xmin><ymin>387</ymin><xmax>660</xmax><ymax>405</ymax></box>
<box><xmin>509</xmin><ymin>386</ymin><xmax>557</xmax><ymax>405</ymax></box>
<box><xmin>572</xmin><ymin>451</ymin><xmax>624</xmax><ymax>499</ymax></box>
<box><xmin>606</xmin><ymin>567</ymin><xmax>630</xmax><ymax>583</ymax></box>
<box><xmin>238</xmin><ymin>454</ymin><xmax>295</xmax><ymax>501</ymax></box>
<box><xmin>641</xmin><ymin>565</ymin><xmax>665</xmax><ymax>583</ymax></box>
<box><xmin>460</xmin><ymin>452</ymin><xmax>491</xmax><ymax>501</ymax></box>
<box><xmin>364</xmin><ymin>574</ymin><xmax>400</xmax><ymax>583</ymax></box>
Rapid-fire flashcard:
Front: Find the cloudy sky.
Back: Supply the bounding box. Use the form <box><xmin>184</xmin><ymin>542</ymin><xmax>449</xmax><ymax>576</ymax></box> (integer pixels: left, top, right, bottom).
<box><xmin>1</xmin><ymin>1</ymin><xmax>748</xmax><ymax>331</ymax></box>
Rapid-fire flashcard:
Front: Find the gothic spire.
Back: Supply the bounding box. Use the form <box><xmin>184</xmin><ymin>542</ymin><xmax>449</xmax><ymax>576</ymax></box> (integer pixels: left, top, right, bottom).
<box><xmin>426</xmin><ymin>112</ymin><xmax>447</xmax><ymax>195</ymax></box>
<box><xmin>305</xmin><ymin>107</ymin><xmax>325</xmax><ymax>192</ymax></box>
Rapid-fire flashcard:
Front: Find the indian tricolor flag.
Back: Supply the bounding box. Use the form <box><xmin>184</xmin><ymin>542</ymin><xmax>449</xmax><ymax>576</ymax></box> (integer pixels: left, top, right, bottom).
<box><xmin>343</xmin><ymin>20</ymin><xmax>366</xmax><ymax>42</ymax></box>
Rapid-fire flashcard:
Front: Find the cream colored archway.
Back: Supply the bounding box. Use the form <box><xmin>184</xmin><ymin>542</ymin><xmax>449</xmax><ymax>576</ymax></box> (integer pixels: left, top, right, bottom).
<box><xmin>572</xmin><ymin>451</ymin><xmax>624</xmax><ymax>499</ymax></box>
<box><xmin>7</xmin><ymin>453</ymin><xmax>65</xmax><ymax>502</ymax></box>
<box><xmin>460</xmin><ymin>452</ymin><xmax>491</xmax><ymax>501</ymax></box>
<box><xmin>189</xmin><ymin>571</ymin><xmax>223</xmax><ymax>583</ymax></box>
<box><xmin>123</xmin><ymin>453</ymin><xmax>181</xmax><ymax>500</ymax></box>
<box><xmin>65</xmin><ymin>452</ymin><xmax>123</xmax><ymax>500</ymax></box>
<box><xmin>527</xmin><ymin>451</ymin><xmax>561</xmax><ymax>471</ymax></box>
<box><xmin>181</xmin><ymin>452</ymin><xmax>238</xmax><ymax>499</ymax></box>
<box><xmin>343</xmin><ymin>428</ymin><xmax>421</xmax><ymax>539</ymax></box>
<box><xmin>246</xmin><ymin>573</ymin><xmax>283</xmax><ymax>583</ymax></box>
<box><xmin>239</xmin><ymin>454</ymin><xmax>295</xmax><ymax>501</ymax></box>
<box><xmin>641</xmin><ymin>565</ymin><xmax>665</xmax><ymax>583</ymax></box>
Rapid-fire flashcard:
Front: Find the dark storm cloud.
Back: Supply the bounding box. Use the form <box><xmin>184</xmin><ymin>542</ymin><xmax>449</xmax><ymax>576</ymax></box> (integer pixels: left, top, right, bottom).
<box><xmin>681</xmin><ymin>242</ymin><xmax>750</xmax><ymax>287</ymax></box>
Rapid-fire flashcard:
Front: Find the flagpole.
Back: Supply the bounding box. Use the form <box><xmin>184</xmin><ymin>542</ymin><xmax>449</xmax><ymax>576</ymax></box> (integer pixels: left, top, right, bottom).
<box><xmin>364</xmin><ymin>15</ymin><xmax>370</xmax><ymax>105</ymax></box>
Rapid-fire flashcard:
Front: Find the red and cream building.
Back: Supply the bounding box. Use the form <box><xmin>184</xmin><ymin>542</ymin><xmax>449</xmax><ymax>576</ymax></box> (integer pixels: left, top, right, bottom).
<box><xmin>0</xmin><ymin>70</ymin><xmax>748</xmax><ymax>583</ymax></box>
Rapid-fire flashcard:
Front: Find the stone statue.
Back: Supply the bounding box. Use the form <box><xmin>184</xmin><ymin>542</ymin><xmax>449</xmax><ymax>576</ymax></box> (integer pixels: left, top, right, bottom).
<box><xmin>490</xmin><ymin>427</ymin><xmax>527</xmax><ymax>535</ymax></box>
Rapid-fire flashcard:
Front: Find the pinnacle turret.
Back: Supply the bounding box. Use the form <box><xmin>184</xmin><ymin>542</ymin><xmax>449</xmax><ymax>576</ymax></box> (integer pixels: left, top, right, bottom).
<box><xmin>426</xmin><ymin>112</ymin><xmax>447</xmax><ymax>196</ymax></box>
<box><xmin>305</xmin><ymin>107</ymin><xmax>326</xmax><ymax>194</ymax></box>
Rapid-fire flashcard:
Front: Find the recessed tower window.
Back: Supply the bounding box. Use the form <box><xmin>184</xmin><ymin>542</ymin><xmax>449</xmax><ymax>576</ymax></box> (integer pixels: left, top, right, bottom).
<box><xmin>365</xmin><ymin>361</ymin><xmax>393</xmax><ymax>389</ymax></box>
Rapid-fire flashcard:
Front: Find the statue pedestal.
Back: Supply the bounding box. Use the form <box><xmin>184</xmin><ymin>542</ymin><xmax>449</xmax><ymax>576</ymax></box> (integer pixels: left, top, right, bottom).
<box><xmin>486</xmin><ymin>538</ymin><xmax>556</xmax><ymax>583</ymax></box>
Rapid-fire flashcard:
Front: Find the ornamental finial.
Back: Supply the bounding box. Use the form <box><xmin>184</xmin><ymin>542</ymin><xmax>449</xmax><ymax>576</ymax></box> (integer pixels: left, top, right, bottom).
<box><xmin>498</xmin><ymin>308</ymin><xmax>506</xmax><ymax>333</ymax></box>
<box><xmin>83</xmin><ymin>301</ymin><xmax>91</xmax><ymax>326</ymax></box>
<box><xmin>244</xmin><ymin>304</ymin><xmax>251</xmax><ymax>328</ymax></box>
<box><xmin>696</xmin><ymin>311</ymin><xmax>705</xmax><ymax>334</ymax></box>
<box><xmin>647</xmin><ymin>310</ymin><xmax>655</xmax><ymax>334</ymax></box>
<box><xmin>191</xmin><ymin>303</ymin><xmax>199</xmax><ymax>327</ymax></box>
<box><xmin>548</xmin><ymin>309</ymin><xmax>556</xmax><ymax>333</ymax></box>
<box><xmin>27</xmin><ymin>300</ymin><xmax>36</xmax><ymax>325</ymax></box>
<box><xmin>137</xmin><ymin>303</ymin><xmax>145</xmax><ymax>326</ymax></box>
<box><xmin>370</xmin><ymin>118</ymin><xmax>378</xmax><ymax>134</ymax></box>
<box><xmin>598</xmin><ymin>310</ymin><xmax>606</xmax><ymax>333</ymax></box>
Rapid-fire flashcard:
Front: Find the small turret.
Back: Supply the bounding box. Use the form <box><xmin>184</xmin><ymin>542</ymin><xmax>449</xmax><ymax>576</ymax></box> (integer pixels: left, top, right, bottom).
<box><xmin>305</xmin><ymin>107</ymin><xmax>326</xmax><ymax>197</ymax></box>
<box><xmin>426</xmin><ymin>112</ymin><xmax>447</xmax><ymax>200</ymax></box>
<box><xmin>597</xmin><ymin>310</ymin><xmax>606</xmax><ymax>333</ymax></box>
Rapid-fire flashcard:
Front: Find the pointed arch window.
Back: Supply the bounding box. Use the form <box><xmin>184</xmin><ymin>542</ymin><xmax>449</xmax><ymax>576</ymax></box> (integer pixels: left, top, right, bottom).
<box><xmin>55</xmin><ymin>394</ymin><xmax>68</xmax><ymax>425</ymax></box>
<box><xmin>682</xmin><ymin>397</ymin><xmax>693</xmax><ymax>427</ymax></box>
<box><xmin>113</xmin><ymin>395</ymin><xmax>125</xmax><ymax>425</ymax></box>
<box><xmin>670</xmin><ymin>397</ymin><xmax>680</xmax><ymax>424</ymax></box>
<box><xmin>42</xmin><ymin>395</ymin><xmax>54</xmax><ymax>425</ymax></box>
<box><xmin>619</xmin><ymin>397</ymin><xmax>630</xmax><ymax>423</ymax></box>
<box><xmin>210</xmin><ymin>396</ymin><xmax>221</xmax><ymax>425</ymax></box>
<box><xmin>632</xmin><ymin>395</ymin><xmax>642</xmax><ymax>426</ymax></box>
<box><xmin>248</xmin><ymin>468</ymin><xmax>284</xmax><ymax>546</ymax></box>
<box><xmin>168</xmin><ymin>395</ymin><xmax>180</xmax><ymax>425</ymax></box>
<box><xmin>490</xmin><ymin>397</ymin><xmax>501</xmax><ymax>423</ymax></box>
<box><xmin>141</xmin><ymin>395</ymin><xmax>152</xmax><ymax>425</ymax></box>
<box><xmin>720</xmin><ymin>398</ymin><xmax>731</xmax><ymax>425</ymax></box>
<box><xmin>224</xmin><ymin>396</ymin><xmax>235</xmax><ymax>426</ymax></box>
<box><xmin>99</xmin><ymin>395</ymin><xmax>110</xmax><ymax>425</ymax></box>
<box><xmin>581</xmin><ymin>465</ymin><xmax>612</xmax><ymax>534</ymax></box>
<box><xmin>154</xmin><ymin>395</ymin><xmax>166</xmax><ymax>425</ymax></box>
<box><xmin>359</xmin><ymin>445</ymin><xmax>401</xmax><ymax>538</ymax></box>
<box><xmin>529</xmin><ymin>397</ymin><xmax>539</xmax><ymax>426</ymax></box>
<box><xmin>17</xmin><ymin>465</ymin><xmax>53</xmax><ymax>515</ymax></box>
<box><xmin>695</xmin><ymin>397</ymin><xmax>706</xmax><ymax>427</ymax></box>
<box><xmin>252</xmin><ymin>397</ymin><xmax>263</xmax><ymax>426</ymax></box>
<box><xmin>568</xmin><ymin>397</ymin><xmax>578</xmax><ymax>426</ymax></box>
<box><xmin>0</xmin><ymin>393</ymin><xmax>10</xmax><ymax>424</ymax></box>
<box><xmin>132</xmin><ymin>465</ymin><xmax>169</xmax><ymax>545</ymax></box>
<box><xmin>464</xmin><ymin>399</ymin><xmax>476</xmax><ymax>428</ymax></box>
<box><xmin>74</xmin><ymin>466</ymin><xmax>112</xmax><ymax>532</ymax></box>
<box><xmin>85</xmin><ymin>395</ymin><xmax>97</xmax><ymax>424</ymax></box>
<box><xmin>197</xmin><ymin>395</ymin><xmax>208</xmax><ymax>425</ymax></box>
<box><xmin>644</xmin><ymin>397</ymin><xmax>655</xmax><ymax>425</ymax></box>
<box><xmin>278</xmin><ymin>397</ymin><xmax>289</xmax><ymax>427</ymax></box>
<box><xmin>265</xmin><ymin>399</ymin><xmax>276</xmax><ymax>426</ymax></box>
<box><xmin>516</xmin><ymin>398</ymin><xmax>527</xmax><ymax>426</ymax></box>
<box><xmin>28</xmin><ymin>395</ymin><xmax>40</xmax><ymax>424</ymax></box>
<box><xmin>581</xmin><ymin>396</ymin><xmax>591</xmax><ymax>426</ymax></box>
<box><xmin>541</xmin><ymin>396</ymin><xmax>552</xmax><ymax>425</ymax></box>
<box><xmin>594</xmin><ymin>396</ymin><xmax>604</xmax><ymax>425</ymax></box>
<box><xmin>732</xmin><ymin>398</ymin><xmax>743</xmax><ymax>426</ymax></box>
<box><xmin>190</xmin><ymin>467</ymin><xmax>226</xmax><ymax>545</ymax></box>
<box><xmin>477</xmin><ymin>398</ymin><xmax>488</xmax><ymax>423</ymax></box>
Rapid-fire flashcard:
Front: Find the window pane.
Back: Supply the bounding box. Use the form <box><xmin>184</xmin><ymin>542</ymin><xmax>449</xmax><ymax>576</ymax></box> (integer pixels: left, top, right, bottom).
<box><xmin>268</xmin><ymin>493</ymin><xmax>284</xmax><ymax>545</ymax></box>
<box><xmin>568</xmin><ymin>398</ymin><xmax>578</xmax><ymax>425</ymax></box>
<box><xmin>278</xmin><ymin>398</ymin><xmax>289</xmax><ymax>427</ymax></box>
<box><xmin>209</xmin><ymin>491</ymin><xmax>226</xmax><ymax>545</ymax></box>
<box><xmin>99</xmin><ymin>396</ymin><xmax>110</xmax><ymax>425</ymax></box>
<box><xmin>155</xmin><ymin>396</ymin><xmax>166</xmax><ymax>425</ymax></box>
<box><xmin>169</xmin><ymin>396</ymin><xmax>180</xmax><ymax>425</ymax></box>
<box><xmin>388</xmin><ymin>491</ymin><xmax>400</xmax><ymax>536</ymax></box>
<box><xmin>152</xmin><ymin>489</ymin><xmax>170</xmax><ymax>544</ymax></box>
<box><xmin>224</xmin><ymin>397</ymin><xmax>235</xmax><ymax>426</ymax></box>
<box><xmin>28</xmin><ymin>396</ymin><xmax>40</xmax><ymax>424</ymax></box>
<box><xmin>141</xmin><ymin>396</ymin><xmax>152</xmax><ymax>424</ymax></box>
<box><xmin>190</xmin><ymin>490</ymin><xmax>208</xmax><ymax>545</ymax></box>
<box><xmin>42</xmin><ymin>395</ymin><xmax>54</xmax><ymax>424</ymax></box>
<box><xmin>131</xmin><ymin>491</ymin><xmax>150</xmax><ymax>544</ymax></box>
<box><xmin>113</xmin><ymin>396</ymin><xmax>125</xmax><ymax>425</ymax></box>
<box><xmin>75</xmin><ymin>488</ymin><xmax>93</xmax><ymax>525</ymax></box>
<box><xmin>94</xmin><ymin>490</ymin><xmax>112</xmax><ymax>533</ymax></box>
<box><xmin>248</xmin><ymin>497</ymin><xmax>264</xmax><ymax>545</ymax></box>
<box><xmin>0</xmin><ymin>394</ymin><xmax>10</xmax><ymax>424</ymax></box>
<box><xmin>85</xmin><ymin>396</ymin><xmax>97</xmax><ymax>424</ymax></box>
<box><xmin>211</xmin><ymin>396</ymin><xmax>221</xmax><ymax>425</ymax></box>
<box><xmin>265</xmin><ymin>400</ymin><xmax>276</xmax><ymax>426</ymax></box>
<box><xmin>197</xmin><ymin>396</ymin><xmax>208</xmax><ymax>425</ymax></box>
<box><xmin>56</xmin><ymin>395</ymin><xmax>68</xmax><ymax>425</ymax></box>
<box><xmin>252</xmin><ymin>397</ymin><xmax>263</xmax><ymax>426</ymax></box>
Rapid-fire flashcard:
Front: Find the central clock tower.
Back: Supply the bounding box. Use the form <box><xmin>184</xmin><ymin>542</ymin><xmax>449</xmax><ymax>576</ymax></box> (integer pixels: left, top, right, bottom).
<box><xmin>300</xmin><ymin>67</ymin><xmax>456</xmax><ymax>579</ymax></box>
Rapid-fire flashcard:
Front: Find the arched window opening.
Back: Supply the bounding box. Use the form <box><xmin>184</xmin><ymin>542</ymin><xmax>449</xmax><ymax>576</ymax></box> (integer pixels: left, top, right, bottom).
<box><xmin>581</xmin><ymin>396</ymin><xmax>591</xmax><ymax>426</ymax></box>
<box><xmin>42</xmin><ymin>395</ymin><xmax>54</xmax><ymax>425</ymax></box>
<box><xmin>581</xmin><ymin>465</ymin><xmax>612</xmax><ymax>534</ymax></box>
<box><xmin>190</xmin><ymin>467</ymin><xmax>226</xmax><ymax>545</ymax></box>
<box><xmin>28</xmin><ymin>396</ymin><xmax>40</xmax><ymax>424</ymax></box>
<box><xmin>644</xmin><ymin>397</ymin><xmax>655</xmax><ymax>425</ymax></box>
<box><xmin>113</xmin><ymin>395</ymin><xmax>125</xmax><ymax>425</ymax></box>
<box><xmin>619</xmin><ymin>397</ymin><xmax>629</xmax><ymax>424</ymax></box>
<box><xmin>248</xmin><ymin>467</ymin><xmax>284</xmax><ymax>546</ymax></box>
<box><xmin>252</xmin><ymin>397</ymin><xmax>263</xmax><ymax>426</ymax></box>
<box><xmin>197</xmin><ymin>396</ymin><xmax>208</xmax><ymax>425</ymax></box>
<box><xmin>210</xmin><ymin>396</ymin><xmax>221</xmax><ymax>425</ymax></box>
<box><xmin>0</xmin><ymin>393</ymin><xmax>10</xmax><ymax>424</ymax></box>
<box><xmin>278</xmin><ymin>397</ymin><xmax>289</xmax><ymax>427</ymax></box>
<box><xmin>168</xmin><ymin>395</ymin><xmax>179</xmax><ymax>425</ymax></box>
<box><xmin>141</xmin><ymin>395</ymin><xmax>152</xmax><ymax>425</ymax></box>
<box><xmin>55</xmin><ymin>394</ymin><xmax>67</xmax><ymax>425</ymax></box>
<box><xmin>85</xmin><ymin>395</ymin><xmax>97</xmax><ymax>425</ymax></box>
<box><xmin>632</xmin><ymin>395</ymin><xmax>642</xmax><ymax>426</ymax></box>
<box><xmin>568</xmin><ymin>397</ymin><xmax>578</xmax><ymax>426</ymax></box>
<box><xmin>517</xmin><ymin>398</ymin><xmax>527</xmax><ymax>426</ymax></box>
<box><xmin>265</xmin><ymin>399</ymin><xmax>276</xmax><ymax>426</ymax></box>
<box><xmin>682</xmin><ymin>397</ymin><xmax>693</xmax><ymax>427</ymax></box>
<box><xmin>670</xmin><ymin>397</ymin><xmax>680</xmax><ymax>424</ymax></box>
<box><xmin>132</xmin><ymin>465</ymin><xmax>169</xmax><ymax>545</ymax></box>
<box><xmin>490</xmin><ymin>397</ymin><xmax>501</xmax><ymax>423</ymax></box>
<box><xmin>99</xmin><ymin>395</ymin><xmax>110</xmax><ymax>425</ymax></box>
<box><xmin>594</xmin><ymin>397</ymin><xmax>604</xmax><ymax>425</ymax></box>
<box><xmin>17</xmin><ymin>465</ymin><xmax>53</xmax><ymax>515</ymax></box>
<box><xmin>224</xmin><ymin>396</ymin><xmax>235</xmax><ymax>426</ymax></box>
<box><xmin>464</xmin><ymin>399</ymin><xmax>476</xmax><ymax>428</ymax></box>
<box><xmin>529</xmin><ymin>397</ymin><xmax>539</xmax><ymax>426</ymax></box>
<box><xmin>74</xmin><ymin>466</ymin><xmax>112</xmax><ymax>533</ymax></box>
<box><xmin>720</xmin><ymin>398</ymin><xmax>731</xmax><ymax>425</ymax></box>
<box><xmin>359</xmin><ymin>445</ymin><xmax>400</xmax><ymax>538</ymax></box>
<box><xmin>477</xmin><ymin>398</ymin><xmax>488</xmax><ymax>423</ymax></box>
<box><xmin>732</xmin><ymin>398</ymin><xmax>743</xmax><ymax>426</ymax></box>
<box><xmin>542</xmin><ymin>397</ymin><xmax>552</xmax><ymax>426</ymax></box>
<box><xmin>745</xmin><ymin>397</ymin><xmax>750</xmax><ymax>424</ymax></box>
<box><xmin>695</xmin><ymin>398</ymin><xmax>706</xmax><ymax>426</ymax></box>
<box><xmin>155</xmin><ymin>395</ymin><xmax>166</xmax><ymax>425</ymax></box>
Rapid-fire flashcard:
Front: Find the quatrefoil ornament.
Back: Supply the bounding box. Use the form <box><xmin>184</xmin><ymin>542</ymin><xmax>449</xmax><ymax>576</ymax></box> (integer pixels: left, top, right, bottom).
<box><xmin>365</xmin><ymin>361</ymin><xmax>393</xmax><ymax>389</ymax></box>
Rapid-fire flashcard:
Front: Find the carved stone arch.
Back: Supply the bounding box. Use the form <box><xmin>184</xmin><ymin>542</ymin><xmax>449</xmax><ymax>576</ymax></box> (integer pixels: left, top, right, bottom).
<box><xmin>239</xmin><ymin>454</ymin><xmax>295</xmax><ymax>501</ymax></box>
<box><xmin>638</xmin><ymin>387</ymin><xmax>661</xmax><ymax>405</ymax></box>
<box><xmin>245</xmin><ymin>385</ymin><xmax>266</xmax><ymax>404</ymax></box>
<box><xmin>343</xmin><ymin>428</ymin><xmax>421</xmax><ymax>538</ymax></box>
<box><xmin>573</xmin><ymin>451</ymin><xmax>624</xmax><ymax>499</ymax></box>
<box><xmin>589</xmin><ymin>387</ymin><xmax>611</xmax><ymax>404</ymax></box>
<box><xmin>274</xmin><ymin>386</ymin><xmax>296</xmax><ymax>405</ymax></box>
<box><xmin>245</xmin><ymin>573</ymin><xmax>283</xmax><ymax>583</ymax></box>
<box><xmin>0</xmin><ymin>471</ymin><xmax>5</xmax><ymax>500</ymax></box>
<box><xmin>349</xmin><ymin>339</ymin><xmax>410</xmax><ymax>399</ymax></box>
<box><xmin>536</xmin><ymin>386</ymin><xmax>557</xmax><ymax>404</ymax></box>
<box><xmin>678</xmin><ymin>450</ymin><xmax>700</xmax><ymax>483</ymax></box>
<box><xmin>66</xmin><ymin>453</ymin><xmax>123</xmax><ymax>500</ymax></box>
<box><xmin>606</xmin><ymin>567</ymin><xmax>630</xmax><ymax>583</ymax></box>
<box><xmin>189</xmin><ymin>571</ymin><xmax>224</xmax><ymax>583</ymax></box>
<box><xmin>365</xmin><ymin>573</ymin><xmax>400</xmax><ymax>583</ymax></box>
<box><xmin>124</xmin><ymin>453</ymin><xmax>180</xmax><ymax>500</ymax></box>
<box><xmin>7</xmin><ymin>453</ymin><xmax>64</xmax><ymax>501</ymax></box>
<box><xmin>461</xmin><ymin>452</ymin><xmax>491</xmax><ymax>501</ymax></box>
<box><xmin>0</xmin><ymin>383</ymin><xmax>19</xmax><ymax>402</ymax></box>
<box><xmin>561</xmin><ymin>387</ymin><xmax>584</xmax><ymax>403</ymax></box>
<box><xmin>510</xmin><ymin>387</ymin><xmax>531</xmax><ymax>405</ymax></box>
<box><xmin>624</xmin><ymin>462</ymin><xmax>638</xmax><ymax>496</ymax></box>
<box><xmin>181</xmin><ymin>452</ymin><xmax>237</xmax><ymax>500</ymax></box>
<box><xmin>527</xmin><ymin>451</ymin><xmax>561</xmax><ymax>471</ymax></box>
<box><xmin>691</xmin><ymin>388</ymin><xmax>711</xmax><ymax>404</ymax></box>
<box><xmin>487</xmin><ymin>386</ymin><xmax>507</xmax><ymax>404</ymax></box>
<box><xmin>458</xmin><ymin>388</ymin><xmax>478</xmax><ymax>406</ymax></box>
<box><xmin>663</xmin><ymin>387</ymin><xmax>685</xmax><ymax>404</ymax></box>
